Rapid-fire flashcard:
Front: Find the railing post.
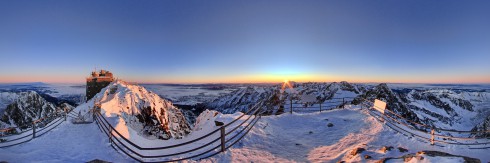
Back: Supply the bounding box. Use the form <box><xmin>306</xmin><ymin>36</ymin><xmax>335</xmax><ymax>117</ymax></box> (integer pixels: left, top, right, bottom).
<box><xmin>109</xmin><ymin>127</ymin><xmax>113</xmax><ymax>144</ymax></box>
<box><xmin>64</xmin><ymin>107</ymin><xmax>67</xmax><ymax>121</ymax></box>
<box><xmin>430</xmin><ymin>128</ymin><xmax>435</xmax><ymax>145</ymax></box>
<box><xmin>290</xmin><ymin>99</ymin><xmax>293</xmax><ymax>114</ymax></box>
<box><xmin>319</xmin><ymin>103</ymin><xmax>322</xmax><ymax>112</ymax></box>
<box><xmin>220</xmin><ymin>126</ymin><xmax>225</xmax><ymax>152</ymax></box>
<box><xmin>343</xmin><ymin>98</ymin><xmax>345</xmax><ymax>109</ymax></box>
<box><xmin>32</xmin><ymin>123</ymin><xmax>36</xmax><ymax>139</ymax></box>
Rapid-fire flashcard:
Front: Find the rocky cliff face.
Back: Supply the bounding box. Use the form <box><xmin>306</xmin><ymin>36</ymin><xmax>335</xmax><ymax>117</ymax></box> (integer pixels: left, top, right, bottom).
<box><xmin>0</xmin><ymin>91</ymin><xmax>68</xmax><ymax>129</ymax></box>
<box><xmin>354</xmin><ymin>83</ymin><xmax>490</xmax><ymax>131</ymax></box>
<box><xmin>290</xmin><ymin>81</ymin><xmax>367</xmax><ymax>102</ymax></box>
<box><xmin>207</xmin><ymin>81</ymin><xmax>366</xmax><ymax>115</ymax></box>
<box><xmin>92</xmin><ymin>80</ymin><xmax>191</xmax><ymax>140</ymax></box>
<box><xmin>472</xmin><ymin>116</ymin><xmax>490</xmax><ymax>138</ymax></box>
<box><xmin>353</xmin><ymin>83</ymin><xmax>423</xmax><ymax>127</ymax></box>
<box><xmin>206</xmin><ymin>86</ymin><xmax>281</xmax><ymax>115</ymax></box>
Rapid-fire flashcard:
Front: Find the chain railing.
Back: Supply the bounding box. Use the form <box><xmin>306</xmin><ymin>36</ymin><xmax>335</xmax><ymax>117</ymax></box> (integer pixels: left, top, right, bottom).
<box><xmin>94</xmin><ymin>104</ymin><xmax>264</xmax><ymax>162</ymax></box>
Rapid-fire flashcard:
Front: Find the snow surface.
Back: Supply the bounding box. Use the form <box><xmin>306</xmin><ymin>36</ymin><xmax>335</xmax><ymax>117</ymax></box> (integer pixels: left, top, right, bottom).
<box><xmin>200</xmin><ymin>106</ymin><xmax>490</xmax><ymax>162</ymax></box>
<box><xmin>1</xmin><ymin>104</ymin><xmax>488</xmax><ymax>162</ymax></box>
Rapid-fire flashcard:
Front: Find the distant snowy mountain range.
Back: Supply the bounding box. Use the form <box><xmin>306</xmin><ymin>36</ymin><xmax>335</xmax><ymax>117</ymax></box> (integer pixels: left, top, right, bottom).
<box><xmin>1</xmin><ymin>81</ymin><xmax>489</xmax><ymax>139</ymax></box>
<box><xmin>207</xmin><ymin>81</ymin><xmax>490</xmax><ymax>135</ymax></box>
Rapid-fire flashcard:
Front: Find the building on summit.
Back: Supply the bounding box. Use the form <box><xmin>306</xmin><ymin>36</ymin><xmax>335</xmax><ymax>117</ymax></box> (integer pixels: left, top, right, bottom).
<box><xmin>86</xmin><ymin>69</ymin><xmax>114</xmax><ymax>101</ymax></box>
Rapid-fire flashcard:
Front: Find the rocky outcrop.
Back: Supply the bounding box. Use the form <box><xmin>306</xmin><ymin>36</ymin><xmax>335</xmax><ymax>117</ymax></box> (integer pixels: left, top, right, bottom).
<box><xmin>93</xmin><ymin>80</ymin><xmax>191</xmax><ymax>140</ymax></box>
<box><xmin>471</xmin><ymin>115</ymin><xmax>490</xmax><ymax>138</ymax></box>
<box><xmin>352</xmin><ymin>83</ymin><xmax>422</xmax><ymax>126</ymax></box>
<box><xmin>0</xmin><ymin>91</ymin><xmax>59</xmax><ymax>129</ymax></box>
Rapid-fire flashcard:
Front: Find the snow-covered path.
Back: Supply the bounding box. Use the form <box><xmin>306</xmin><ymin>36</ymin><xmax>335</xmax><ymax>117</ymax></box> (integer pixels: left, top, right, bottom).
<box><xmin>202</xmin><ymin>106</ymin><xmax>490</xmax><ymax>163</ymax></box>
<box><xmin>201</xmin><ymin>108</ymin><xmax>371</xmax><ymax>162</ymax></box>
<box><xmin>0</xmin><ymin>120</ymin><xmax>132</xmax><ymax>163</ymax></box>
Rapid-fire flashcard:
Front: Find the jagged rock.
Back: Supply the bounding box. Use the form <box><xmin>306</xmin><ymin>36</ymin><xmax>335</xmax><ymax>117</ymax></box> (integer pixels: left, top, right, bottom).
<box><xmin>350</xmin><ymin>147</ymin><xmax>365</xmax><ymax>156</ymax></box>
<box><xmin>380</xmin><ymin>146</ymin><xmax>394</xmax><ymax>153</ymax></box>
<box><xmin>398</xmin><ymin>147</ymin><xmax>408</xmax><ymax>153</ymax></box>
<box><xmin>364</xmin><ymin>155</ymin><xmax>371</xmax><ymax>159</ymax></box>
<box><xmin>352</xmin><ymin>84</ymin><xmax>422</xmax><ymax>128</ymax></box>
<box><xmin>92</xmin><ymin>80</ymin><xmax>191</xmax><ymax>140</ymax></box>
<box><xmin>327</xmin><ymin>123</ymin><xmax>334</xmax><ymax>127</ymax></box>
<box><xmin>471</xmin><ymin>115</ymin><xmax>490</xmax><ymax>138</ymax></box>
<box><xmin>207</xmin><ymin>81</ymin><xmax>366</xmax><ymax>115</ymax></box>
<box><xmin>0</xmin><ymin>91</ymin><xmax>59</xmax><ymax>130</ymax></box>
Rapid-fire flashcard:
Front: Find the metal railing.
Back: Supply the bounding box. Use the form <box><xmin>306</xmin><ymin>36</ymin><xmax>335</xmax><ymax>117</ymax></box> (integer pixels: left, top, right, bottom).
<box><xmin>361</xmin><ymin>98</ymin><xmax>490</xmax><ymax>148</ymax></box>
<box><xmin>285</xmin><ymin>97</ymin><xmax>355</xmax><ymax>113</ymax></box>
<box><xmin>94</xmin><ymin>104</ymin><xmax>264</xmax><ymax>162</ymax></box>
<box><xmin>0</xmin><ymin>107</ymin><xmax>74</xmax><ymax>148</ymax></box>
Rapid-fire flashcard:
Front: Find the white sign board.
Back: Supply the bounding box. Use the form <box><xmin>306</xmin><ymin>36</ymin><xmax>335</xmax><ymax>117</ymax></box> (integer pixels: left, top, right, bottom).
<box><xmin>373</xmin><ymin>99</ymin><xmax>386</xmax><ymax>114</ymax></box>
<box><xmin>301</xmin><ymin>94</ymin><xmax>317</xmax><ymax>103</ymax></box>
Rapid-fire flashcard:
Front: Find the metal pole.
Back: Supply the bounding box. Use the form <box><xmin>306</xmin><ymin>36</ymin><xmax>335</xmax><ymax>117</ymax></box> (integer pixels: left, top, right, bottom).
<box><xmin>64</xmin><ymin>107</ymin><xmax>67</xmax><ymax>121</ymax></box>
<box><xmin>32</xmin><ymin>123</ymin><xmax>36</xmax><ymax>138</ymax></box>
<box><xmin>343</xmin><ymin>98</ymin><xmax>345</xmax><ymax>109</ymax></box>
<box><xmin>220</xmin><ymin>126</ymin><xmax>226</xmax><ymax>152</ymax></box>
<box><xmin>109</xmin><ymin>128</ymin><xmax>113</xmax><ymax>144</ymax></box>
<box><xmin>320</xmin><ymin>103</ymin><xmax>322</xmax><ymax>112</ymax></box>
<box><xmin>290</xmin><ymin>99</ymin><xmax>293</xmax><ymax>114</ymax></box>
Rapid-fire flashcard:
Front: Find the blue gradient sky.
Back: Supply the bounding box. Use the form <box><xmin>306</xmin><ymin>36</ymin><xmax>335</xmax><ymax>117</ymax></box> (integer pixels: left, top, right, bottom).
<box><xmin>0</xmin><ymin>0</ymin><xmax>489</xmax><ymax>83</ymax></box>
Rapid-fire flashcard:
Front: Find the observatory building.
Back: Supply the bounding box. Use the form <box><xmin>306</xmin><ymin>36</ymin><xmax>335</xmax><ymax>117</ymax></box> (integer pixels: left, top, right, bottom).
<box><xmin>86</xmin><ymin>69</ymin><xmax>114</xmax><ymax>101</ymax></box>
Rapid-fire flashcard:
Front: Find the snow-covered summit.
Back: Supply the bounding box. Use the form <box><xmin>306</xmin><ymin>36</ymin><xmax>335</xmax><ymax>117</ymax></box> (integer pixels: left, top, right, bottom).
<box><xmin>88</xmin><ymin>80</ymin><xmax>191</xmax><ymax>140</ymax></box>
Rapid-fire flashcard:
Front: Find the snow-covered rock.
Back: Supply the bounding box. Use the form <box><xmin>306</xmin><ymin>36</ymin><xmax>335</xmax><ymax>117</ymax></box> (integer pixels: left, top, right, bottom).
<box><xmin>0</xmin><ymin>92</ymin><xmax>20</xmax><ymax>112</ymax></box>
<box><xmin>206</xmin><ymin>86</ymin><xmax>281</xmax><ymax>115</ymax></box>
<box><xmin>353</xmin><ymin>83</ymin><xmax>423</xmax><ymax>127</ymax></box>
<box><xmin>290</xmin><ymin>81</ymin><xmax>367</xmax><ymax>103</ymax></box>
<box><xmin>207</xmin><ymin>81</ymin><xmax>366</xmax><ymax>115</ymax></box>
<box><xmin>472</xmin><ymin>115</ymin><xmax>490</xmax><ymax>138</ymax></box>
<box><xmin>0</xmin><ymin>91</ymin><xmax>59</xmax><ymax>129</ymax></box>
<box><xmin>90</xmin><ymin>80</ymin><xmax>191</xmax><ymax>140</ymax></box>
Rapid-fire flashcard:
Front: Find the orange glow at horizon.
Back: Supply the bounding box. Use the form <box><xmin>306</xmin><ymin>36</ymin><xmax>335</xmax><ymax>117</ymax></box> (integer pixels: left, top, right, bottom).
<box><xmin>1</xmin><ymin>73</ymin><xmax>490</xmax><ymax>84</ymax></box>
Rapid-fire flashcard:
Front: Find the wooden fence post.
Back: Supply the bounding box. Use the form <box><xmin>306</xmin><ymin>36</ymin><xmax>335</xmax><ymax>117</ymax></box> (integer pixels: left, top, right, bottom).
<box><xmin>290</xmin><ymin>99</ymin><xmax>293</xmax><ymax>114</ymax></box>
<box><xmin>319</xmin><ymin>103</ymin><xmax>322</xmax><ymax>112</ymax></box>
<box><xmin>32</xmin><ymin>123</ymin><xmax>36</xmax><ymax>139</ymax></box>
<box><xmin>430</xmin><ymin>128</ymin><xmax>435</xmax><ymax>145</ymax></box>
<box><xmin>220</xmin><ymin>126</ymin><xmax>225</xmax><ymax>152</ymax></box>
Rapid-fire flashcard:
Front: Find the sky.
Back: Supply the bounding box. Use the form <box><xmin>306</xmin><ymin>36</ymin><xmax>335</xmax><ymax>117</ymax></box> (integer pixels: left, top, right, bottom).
<box><xmin>0</xmin><ymin>0</ymin><xmax>489</xmax><ymax>84</ymax></box>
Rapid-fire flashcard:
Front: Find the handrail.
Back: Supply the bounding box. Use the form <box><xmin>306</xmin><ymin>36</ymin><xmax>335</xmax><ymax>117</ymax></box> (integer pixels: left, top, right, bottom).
<box><xmin>360</xmin><ymin>98</ymin><xmax>490</xmax><ymax>134</ymax></box>
<box><xmin>0</xmin><ymin>107</ymin><xmax>74</xmax><ymax>147</ymax></box>
<box><xmin>94</xmin><ymin>105</ymin><xmax>264</xmax><ymax>162</ymax></box>
<box><xmin>97</xmin><ymin>111</ymin><xmax>220</xmax><ymax>150</ymax></box>
<box><xmin>364</xmin><ymin>98</ymin><xmax>490</xmax><ymax>147</ymax></box>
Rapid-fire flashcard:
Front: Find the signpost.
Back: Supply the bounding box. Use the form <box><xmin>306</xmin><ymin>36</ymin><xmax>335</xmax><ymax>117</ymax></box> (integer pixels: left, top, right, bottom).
<box><xmin>373</xmin><ymin>99</ymin><xmax>386</xmax><ymax>114</ymax></box>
